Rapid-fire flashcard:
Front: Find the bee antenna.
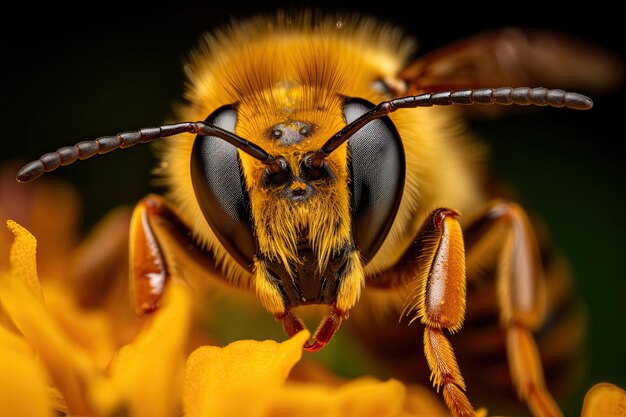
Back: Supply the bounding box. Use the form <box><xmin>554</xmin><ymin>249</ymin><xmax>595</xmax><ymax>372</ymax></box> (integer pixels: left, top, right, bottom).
<box><xmin>16</xmin><ymin>121</ymin><xmax>281</xmax><ymax>183</ymax></box>
<box><xmin>304</xmin><ymin>87</ymin><xmax>593</xmax><ymax>168</ymax></box>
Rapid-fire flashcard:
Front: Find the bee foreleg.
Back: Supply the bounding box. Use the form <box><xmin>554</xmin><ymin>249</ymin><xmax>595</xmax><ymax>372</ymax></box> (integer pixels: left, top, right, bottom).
<box><xmin>129</xmin><ymin>194</ymin><xmax>223</xmax><ymax>314</ymax></box>
<box><xmin>462</xmin><ymin>199</ymin><xmax>561</xmax><ymax>417</ymax></box>
<box><xmin>398</xmin><ymin>208</ymin><xmax>476</xmax><ymax>417</ymax></box>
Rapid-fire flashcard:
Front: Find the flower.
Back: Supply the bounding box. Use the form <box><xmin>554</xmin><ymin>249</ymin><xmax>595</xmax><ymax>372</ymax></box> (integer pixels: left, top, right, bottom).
<box><xmin>0</xmin><ymin>220</ymin><xmax>452</xmax><ymax>417</ymax></box>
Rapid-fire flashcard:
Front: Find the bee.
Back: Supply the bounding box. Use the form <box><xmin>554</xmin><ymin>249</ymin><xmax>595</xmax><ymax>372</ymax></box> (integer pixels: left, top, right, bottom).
<box><xmin>15</xmin><ymin>11</ymin><xmax>617</xmax><ymax>417</ymax></box>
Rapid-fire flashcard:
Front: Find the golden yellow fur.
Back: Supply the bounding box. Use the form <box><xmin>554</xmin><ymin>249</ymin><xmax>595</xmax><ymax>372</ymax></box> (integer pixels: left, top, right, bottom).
<box><xmin>157</xmin><ymin>11</ymin><xmax>486</xmax><ymax>312</ymax></box>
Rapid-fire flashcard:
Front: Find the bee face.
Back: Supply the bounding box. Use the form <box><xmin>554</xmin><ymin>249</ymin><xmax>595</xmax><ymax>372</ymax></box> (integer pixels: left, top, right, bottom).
<box><xmin>243</xmin><ymin>98</ymin><xmax>354</xmax><ymax>310</ymax></box>
<box><xmin>191</xmin><ymin>83</ymin><xmax>406</xmax><ymax>310</ymax></box>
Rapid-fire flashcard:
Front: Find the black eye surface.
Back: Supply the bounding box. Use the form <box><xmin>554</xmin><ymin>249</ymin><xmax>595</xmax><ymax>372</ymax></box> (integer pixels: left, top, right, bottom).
<box><xmin>344</xmin><ymin>98</ymin><xmax>405</xmax><ymax>265</ymax></box>
<box><xmin>190</xmin><ymin>105</ymin><xmax>256</xmax><ymax>271</ymax></box>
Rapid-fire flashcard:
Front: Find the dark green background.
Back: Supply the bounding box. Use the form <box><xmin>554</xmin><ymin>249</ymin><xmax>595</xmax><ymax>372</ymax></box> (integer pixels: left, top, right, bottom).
<box><xmin>2</xmin><ymin>2</ymin><xmax>624</xmax><ymax>416</ymax></box>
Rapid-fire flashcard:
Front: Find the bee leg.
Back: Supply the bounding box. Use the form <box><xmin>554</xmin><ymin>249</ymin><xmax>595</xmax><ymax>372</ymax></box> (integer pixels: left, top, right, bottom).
<box><xmin>129</xmin><ymin>194</ymin><xmax>223</xmax><ymax>314</ymax></box>
<box><xmin>462</xmin><ymin>199</ymin><xmax>561</xmax><ymax>417</ymax></box>
<box><xmin>397</xmin><ymin>208</ymin><xmax>475</xmax><ymax>417</ymax></box>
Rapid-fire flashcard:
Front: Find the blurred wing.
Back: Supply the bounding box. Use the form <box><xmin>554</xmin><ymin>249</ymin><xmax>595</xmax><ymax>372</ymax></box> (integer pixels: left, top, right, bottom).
<box><xmin>398</xmin><ymin>28</ymin><xmax>623</xmax><ymax>100</ymax></box>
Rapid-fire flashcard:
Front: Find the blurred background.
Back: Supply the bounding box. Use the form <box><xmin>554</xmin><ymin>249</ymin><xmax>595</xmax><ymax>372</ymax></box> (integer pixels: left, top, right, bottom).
<box><xmin>2</xmin><ymin>1</ymin><xmax>623</xmax><ymax>416</ymax></box>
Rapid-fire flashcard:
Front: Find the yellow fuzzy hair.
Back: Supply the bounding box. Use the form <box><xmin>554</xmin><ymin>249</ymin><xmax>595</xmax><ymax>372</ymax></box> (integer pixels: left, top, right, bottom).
<box><xmin>156</xmin><ymin>11</ymin><xmax>486</xmax><ymax>295</ymax></box>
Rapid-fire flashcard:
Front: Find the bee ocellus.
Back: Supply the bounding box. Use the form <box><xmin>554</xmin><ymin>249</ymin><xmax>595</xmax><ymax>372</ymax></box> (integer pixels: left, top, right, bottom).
<box><xmin>18</xmin><ymin>12</ymin><xmax>617</xmax><ymax>417</ymax></box>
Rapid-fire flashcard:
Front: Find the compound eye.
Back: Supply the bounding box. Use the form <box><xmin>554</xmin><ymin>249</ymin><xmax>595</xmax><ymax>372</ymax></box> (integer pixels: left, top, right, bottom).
<box><xmin>343</xmin><ymin>98</ymin><xmax>405</xmax><ymax>265</ymax></box>
<box><xmin>190</xmin><ymin>105</ymin><xmax>256</xmax><ymax>271</ymax></box>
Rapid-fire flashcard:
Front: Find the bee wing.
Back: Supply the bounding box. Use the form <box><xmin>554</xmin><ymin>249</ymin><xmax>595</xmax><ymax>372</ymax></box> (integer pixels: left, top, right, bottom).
<box><xmin>398</xmin><ymin>28</ymin><xmax>622</xmax><ymax>114</ymax></box>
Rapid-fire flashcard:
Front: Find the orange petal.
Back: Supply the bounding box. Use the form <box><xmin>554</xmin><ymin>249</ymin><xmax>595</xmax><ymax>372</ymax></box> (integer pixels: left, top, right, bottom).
<box><xmin>266</xmin><ymin>377</ymin><xmax>406</xmax><ymax>417</ymax></box>
<box><xmin>0</xmin><ymin>220</ymin><xmax>101</xmax><ymax>416</ymax></box>
<box><xmin>109</xmin><ymin>280</ymin><xmax>192</xmax><ymax>417</ymax></box>
<box><xmin>183</xmin><ymin>330</ymin><xmax>310</xmax><ymax>417</ymax></box>
<box><xmin>0</xmin><ymin>324</ymin><xmax>53</xmax><ymax>417</ymax></box>
<box><xmin>403</xmin><ymin>384</ymin><xmax>452</xmax><ymax>416</ymax></box>
<box><xmin>44</xmin><ymin>282</ymin><xmax>118</xmax><ymax>371</ymax></box>
<box><xmin>326</xmin><ymin>377</ymin><xmax>406</xmax><ymax>417</ymax></box>
<box><xmin>199</xmin><ymin>376</ymin><xmax>408</xmax><ymax>417</ymax></box>
<box><xmin>4</xmin><ymin>219</ymin><xmax>43</xmax><ymax>297</ymax></box>
<box><xmin>581</xmin><ymin>382</ymin><xmax>626</xmax><ymax>417</ymax></box>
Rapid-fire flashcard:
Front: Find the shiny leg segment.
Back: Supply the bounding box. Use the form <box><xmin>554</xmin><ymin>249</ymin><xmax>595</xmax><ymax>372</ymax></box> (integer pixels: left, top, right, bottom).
<box><xmin>463</xmin><ymin>199</ymin><xmax>561</xmax><ymax>417</ymax></box>
<box><xmin>129</xmin><ymin>194</ymin><xmax>224</xmax><ymax>314</ymax></box>
<box><xmin>395</xmin><ymin>208</ymin><xmax>475</xmax><ymax>417</ymax></box>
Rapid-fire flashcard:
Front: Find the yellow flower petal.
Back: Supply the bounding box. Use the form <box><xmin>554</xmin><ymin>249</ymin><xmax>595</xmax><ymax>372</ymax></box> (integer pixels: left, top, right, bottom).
<box><xmin>581</xmin><ymin>382</ymin><xmax>626</xmax><ymax>417</ymax></box>
<box><xmin>403</xmin><ymin>384</ymin><xmax>450</xmax><ymax>416</ymax></box>
<box><xmin>269</xmin><ymin>377</ymin><xmax>406</xmax><ymax>417</ymax></box>
<box><xmin>0</xmin><ymin>220</ymin><xmax>102</xmax><ymax>416</ymax></box>
<box><xmin>110</xmin><ymin>280</ymin><xmax>192</xmax><ymax>417</ymax></box>
<box><xmin>197</xmin><ymin>375</ymin><xmax>409</xmax><ymax>417</ymax></box>
<box><xmin>5</xmin><ymin>219</ymin><xmax>43</xmax><ymax>297</ymax></box>
<box><xmin>44</xmin><ymin>282</ymin><xmax>117</xmax><ymax>371</ymax></box>
<box><xmin>183</xmin><ymin>329</ymin><xmax>310</xmax><ymax>417</ymax></box>
<box><xmin>0</xmin><ymin>324</ymin><xmax>53</xmax><ymax>417</ymax></box>
<box><xmin>332</xmin><ymin>377</ymin><xmax>406</xmax><ymax>417</ymax></box>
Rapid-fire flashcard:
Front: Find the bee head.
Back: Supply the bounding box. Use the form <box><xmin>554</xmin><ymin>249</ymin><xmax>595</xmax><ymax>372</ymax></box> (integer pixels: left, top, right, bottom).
<box><xmin>190</xmin><ymin>96</ymin><xmax>405</xmax><ymax>314</ymax></box>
